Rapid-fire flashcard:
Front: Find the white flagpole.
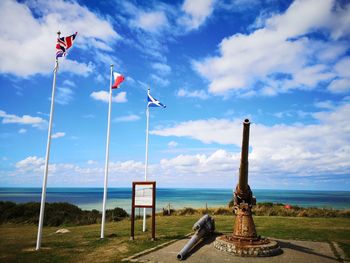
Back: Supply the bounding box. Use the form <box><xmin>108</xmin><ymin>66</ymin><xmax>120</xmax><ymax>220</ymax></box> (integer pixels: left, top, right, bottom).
<box><xmin>101</xmin><ymin>64</ymin><xmax>114</xmax><ymax>239</ymax></box>
<box><xmin>143</xmin><ymin>89</ymin><xmax>150</xmax><ymax>232</ymax></box>
<box><xmin>36</xmin><ymin>31</ymin><xmax>60</xmax><ymax>251</ymax></box>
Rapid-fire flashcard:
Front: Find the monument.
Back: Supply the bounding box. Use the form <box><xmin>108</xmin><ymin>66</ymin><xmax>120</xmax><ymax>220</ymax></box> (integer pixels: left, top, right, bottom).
<box><xmin>214</xmin><ymin>119</ymin><xmax>281</xmax><ymax>256</ymax></box>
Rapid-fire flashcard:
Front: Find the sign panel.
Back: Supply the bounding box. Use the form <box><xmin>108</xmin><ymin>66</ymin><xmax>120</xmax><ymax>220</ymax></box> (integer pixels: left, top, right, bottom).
<box><xmin>131</xmin><ymin>181</ymin><xmax>156</xmax><ymax>240</ymax></box>
<box><xmin>135</xmin><ymin>184</ymin><xmax>153</xmax><ymax>206</ymax></box>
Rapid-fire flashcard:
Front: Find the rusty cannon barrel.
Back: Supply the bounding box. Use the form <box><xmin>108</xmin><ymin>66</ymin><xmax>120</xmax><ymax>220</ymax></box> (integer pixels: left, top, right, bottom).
<box><xmin>239</xmin><ymin>118</ymin><xmax>250</xmax><ymax>192</ymax></box>
<box><xmin>234</xmin><ymin>119</ymin><xmax>255</xmax><ymax>207</ymax></box>
<box><xmin>177</xmin><ymin>214</ymin><xmax>215</xmax><ymax>260</ymax></box>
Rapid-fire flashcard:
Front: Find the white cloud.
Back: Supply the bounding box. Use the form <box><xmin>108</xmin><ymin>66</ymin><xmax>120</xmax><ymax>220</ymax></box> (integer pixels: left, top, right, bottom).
<box><xmin>334</xmin><ymin>57</ymin><xmax>350</xmax><ymax>78</ymax></box>
<box><xmin>18</xmin><ymin>128</ymin><xmax>27</xmax><ymax>134</ymax></box>
<box><xmin>152</xmin><ymin>62</ymin><xmax>171</xmax><ymax>75</ymax></box>
<box><xmin>179</xmin><ymin>0</ymin><xmax>216</xmax><ymax>30</ymax></box>
<box><xmin>113</xmin><ymin>92</ymin><xmax>127</xmax><ymax>103</ymax></box>
<box><xmin>177</xmin><ymin>88</ymin><xmax>209</xmax><ymax>100</ymax></box>
<box><xmin>135</xmin><ymin>11</ymin><xmax>169</xmax><ymax>33</ymax></box>
<box><xmin>59</xmin><ymin>60</ymin><xmax>94</xmax><ymax>77</ymax></box>
<box><xmin>193</xmin><ymin>0</ymin><xmax>349</xmax><ymax>96</ymax></box>
<box><xmin>11</xmin><ymin>156</ymin><xmax>145</xmax><ymax>186</ymax></box>
<box><xmin>0</xmin><ymin>110</ymin><xmax>47</xmax><ymax>129</ymax></box>
<box><xmin>126</xmin><ymin>76</ymin><xmax>136</xmax><ymax>84</ymax></box>
<box><xmin>151</xmin><ymin>104</ymin><xmax>350</xmax><ymax>178</ymax></box>
<box><xmin>328</xmin><ymin>78</ymin><xmax>350</xmax><ymax>93</ymax></box>
<box><xmin>90</xmin><ymin>90</ymin><xmax>127</xmax><ymax>103</ymax></box>
<box><xmin>63</xmin><ymin>80</ymin><xmax>76</xmax><ymax>87</ymax></box>
<box><xmin>161</xmin><ymin>149</ymin><xmax>237</xmax><ymax>175</ymax></box>
<box><xmin>114</xmin><ymin>114</ymin><xmax>140</xmax><ymax>122</ymax></box>
<box><xmin>15</xmin><ymin>156</ymin><xmax>45</xmax><ymax>173</ymax></box>
<box><xmin>314</xmin><ymin>100</ymin><xmax>336</xmax><ymax>110</ymax></box>
<box><xmin>168</xmin><ymin>141</ymin><xmax>178</xmax><ymax>148</ymax></box>
<box><xmin>51</xmin><ymin>132</ymin><xmax>66</xmax><ymax>139</ymax></box>
<box><xmin>0</xmin><ymin>0</ymin><xmax>120</xmax><ymax>77</ymax></box>
<box><xmin>151</xmin><ymin>74</ymin><xmax>169</xmax><ymax>86</ymax></box>
<box><xmin>328</xmin><ymin>56</ymin><xmax>350</xmax><ymax>93</ymax></box>
<box><xmin>56</xmin><ymin>87</ymin><xmax>74</xmax><ymax>105</ymax></box>
<box><xmin>152</xmin><ymin>118</ymin><xmax>240</xmax><ymax>145</ymax></box>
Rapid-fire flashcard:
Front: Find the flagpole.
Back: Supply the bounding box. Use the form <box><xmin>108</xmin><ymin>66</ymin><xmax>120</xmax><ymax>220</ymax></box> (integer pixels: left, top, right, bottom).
<box><xmin>143</xmin><ymin>89</ymin><xmax>150</xmax><ymax>232</ymax></box>
<box><xmin>101</xmin><ymin>64</ymin><xmax>114</xmax><ymax>239</ymax></box>
<box><xmin>36</xmin><ymin>31</ymin><xmax>61</xmax><ymax>251</ymax></box>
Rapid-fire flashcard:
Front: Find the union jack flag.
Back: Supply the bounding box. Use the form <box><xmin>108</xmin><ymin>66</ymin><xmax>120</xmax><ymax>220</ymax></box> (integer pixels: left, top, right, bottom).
<box><xmin>56</xmin><ymin>32</ymin><xmax>77</xmax><ymax>59</ymax></box>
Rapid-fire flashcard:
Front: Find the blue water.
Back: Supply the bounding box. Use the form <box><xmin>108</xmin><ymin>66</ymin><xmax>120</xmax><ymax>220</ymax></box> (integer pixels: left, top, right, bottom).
<box><xmin>0</xmin><ymin>188</ymin><xmax>349</xmax><ymax>212</ymax></box>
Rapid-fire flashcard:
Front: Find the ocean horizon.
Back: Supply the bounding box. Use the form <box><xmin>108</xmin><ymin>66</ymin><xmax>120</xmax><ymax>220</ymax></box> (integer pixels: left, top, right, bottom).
<box><xmin>1</xmin><ymin>187</ymin><xmax>350</xmax><ymax>213</ymax></box>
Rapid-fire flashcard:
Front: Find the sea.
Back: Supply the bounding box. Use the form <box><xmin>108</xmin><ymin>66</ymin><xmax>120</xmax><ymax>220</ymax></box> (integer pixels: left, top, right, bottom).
<box><xmin>1</xmin><ymin>188</ymin><xmax>349</xmax><ymax>213</ymax></box>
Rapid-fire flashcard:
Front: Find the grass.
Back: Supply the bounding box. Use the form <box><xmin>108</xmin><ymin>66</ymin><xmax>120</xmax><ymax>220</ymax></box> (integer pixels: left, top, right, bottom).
<box><xmin>1</xmin><ymin>215</ymin><xmax>349</xmax><ymax>262</ymax></box>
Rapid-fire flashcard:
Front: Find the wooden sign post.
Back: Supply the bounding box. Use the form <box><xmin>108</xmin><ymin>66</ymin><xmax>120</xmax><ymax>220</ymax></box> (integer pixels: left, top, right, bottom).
<box><xmin>130</xmin><ymin>181</ymin><xmax>156</xmax><ymax>241</ymax></box>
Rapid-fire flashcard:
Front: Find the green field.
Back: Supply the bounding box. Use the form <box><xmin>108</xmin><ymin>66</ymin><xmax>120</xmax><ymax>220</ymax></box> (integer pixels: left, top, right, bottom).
<box><xmin>1</xmin><ymin>215</ymin><xmax>349</xmax><ymax>262</ymax></box>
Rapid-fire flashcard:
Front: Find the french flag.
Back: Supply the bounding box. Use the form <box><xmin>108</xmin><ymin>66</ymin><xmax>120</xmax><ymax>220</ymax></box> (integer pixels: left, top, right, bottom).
<box><xmin>112</xmin><ymin>72</ymin><xmax>125</xmax><ymax>89</ymax></box>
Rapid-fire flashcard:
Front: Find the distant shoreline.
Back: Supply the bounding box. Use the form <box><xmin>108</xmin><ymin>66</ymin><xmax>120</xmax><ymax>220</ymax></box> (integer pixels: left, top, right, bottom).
<box><xmin>1</xmin><ymin>187</ymin><xmax>350</xmax><ymax>211</ymax></box>
<box><xmin>1</xmin><ymin>187</ymin><xmax>350</xmax><ymax>191</ymax></box>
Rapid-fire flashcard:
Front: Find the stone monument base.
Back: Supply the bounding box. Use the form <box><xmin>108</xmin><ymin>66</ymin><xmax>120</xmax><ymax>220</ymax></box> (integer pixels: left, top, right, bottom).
<box><xmin>214</xmin><ymin>235</ymin><xmax>282</xmax><ymax>257</ymax></box>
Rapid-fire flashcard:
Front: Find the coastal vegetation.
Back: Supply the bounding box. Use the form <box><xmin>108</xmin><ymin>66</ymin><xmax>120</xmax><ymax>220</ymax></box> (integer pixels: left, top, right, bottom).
<box><xmin>1</xmin><ymin>215</ymin><xmax>349</xmax><ymax>262</ymax></box>
<box><xmin>169</xmin><ymin>202</ymin><xmax>350</xmax><ymax>218</ymax></box>
<box><xmin>1</xmin><ymin>201</ymin><xmax>349</xmax><ymax>228</ymax></box>
<box><xmin>1</xmin><ymin>201</ymin><xmax>349</xmax><ymax>261</ymax></box>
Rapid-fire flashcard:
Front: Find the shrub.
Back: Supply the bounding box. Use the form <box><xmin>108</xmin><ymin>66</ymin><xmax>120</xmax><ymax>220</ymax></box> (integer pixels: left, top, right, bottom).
<box><xmin>213</xmin><ymin>207</ymin><xmax>231</xmax><ymax>215</ymax></box>
<box><xmin>106</xmin><ymin>207</ymin><xmax>128</xmax><ymax>221</ymax></box>
<box><xmin>178</xmin><ymin>207</ymin><xmax>197</xmax><ymax>215</ymax></box>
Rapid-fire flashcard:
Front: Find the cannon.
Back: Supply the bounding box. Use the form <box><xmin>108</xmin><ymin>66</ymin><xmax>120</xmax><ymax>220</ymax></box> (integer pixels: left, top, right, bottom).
<box><xmin>234</xmin><ymin>119</ymin><xmax>254</xmax><ymax>206</ymax></box>
<box><xmin>177</xmin><ymin>214</ymin><xmax>215</xmax><ymax>260</ymax></box>
<box><xmin>213</xmin><ymin>119</ymin><xmax>281</xmax><ymax>256</ymax></box>
<box><xmin>233</xmin><ymin>118</ymin><xmax>257</xmax><ymax>239</ymax></box>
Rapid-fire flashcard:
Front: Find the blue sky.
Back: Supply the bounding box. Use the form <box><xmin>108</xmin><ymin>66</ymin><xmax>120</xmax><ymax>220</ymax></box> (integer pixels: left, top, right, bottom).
<box><xmin>0</xmin><ymin>0</ymin><xmax>349</xmax><ymax>190</ymax></box>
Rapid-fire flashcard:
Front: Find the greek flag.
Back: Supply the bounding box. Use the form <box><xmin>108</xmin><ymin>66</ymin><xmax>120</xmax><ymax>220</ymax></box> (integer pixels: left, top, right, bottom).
<box><xmin>147</xmin><ymin>89</ymin><xmax>166</xmax><ymax>108</ymax></box>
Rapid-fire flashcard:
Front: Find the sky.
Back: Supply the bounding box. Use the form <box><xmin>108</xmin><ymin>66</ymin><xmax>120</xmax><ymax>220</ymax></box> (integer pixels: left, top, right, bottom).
<box><xmin>0</xmin><ymin>0</ymin><xmax>349</xmax><ymax>190</ymax></box>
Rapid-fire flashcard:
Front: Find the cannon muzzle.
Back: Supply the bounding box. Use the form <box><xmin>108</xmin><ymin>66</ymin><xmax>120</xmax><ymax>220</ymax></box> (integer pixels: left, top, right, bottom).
<box><xmin>238</xmin><ymin>118</ymin><xmax>250</xmax><ymax>192</ymax></box>
<box><xmin>177</xmin><ymin>214</ymin><xmax>215</xmax><ymax>260</ymax></box>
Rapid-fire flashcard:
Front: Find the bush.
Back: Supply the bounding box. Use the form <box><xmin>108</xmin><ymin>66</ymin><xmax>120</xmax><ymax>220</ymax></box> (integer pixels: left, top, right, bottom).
<box><xmin>178</xmin><ymin>207</ymin><xmax>197</xmax><ymax>215</ymax></box>
<box><xmin>106</xmin><ymin>207</ymin><xmax>128</xmax><ymax>221</ymax></box>
<box><xmin>213</xmin><ymin>207</ymin><xmax>231</xmax><ymax>215</ymax></box>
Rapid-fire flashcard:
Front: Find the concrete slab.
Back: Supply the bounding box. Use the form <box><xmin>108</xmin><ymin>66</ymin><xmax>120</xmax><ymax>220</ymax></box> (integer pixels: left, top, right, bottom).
<box><xmin>132</xmin><ymin>236</ymin><xmax>341</xmax><ymax>263</ymax></box>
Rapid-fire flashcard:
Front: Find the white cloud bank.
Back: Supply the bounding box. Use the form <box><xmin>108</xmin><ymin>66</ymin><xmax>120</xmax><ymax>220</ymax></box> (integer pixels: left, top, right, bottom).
<box><xmin>151</xmin><ymin>103</ymin><xmax>350</xmax><ymax>180</ymax></box>
<box><xmin>193</xmin><ymin>0</ymin><xmax>350</xmax><ymax>96</ymax></box>
<box><xmin>0</xmin><ymin>0</ymin><xmax>120</xmax><ymax>77</ymax></box>
<box><xmin>5</xmin><ymin>101</ymin><xmax>350</xmax><ymax>189</ymax></box>
<box><xmin>8</xmin><ymin>156</ymin><xmax>145</xmax><ymax>187</ymax></box>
